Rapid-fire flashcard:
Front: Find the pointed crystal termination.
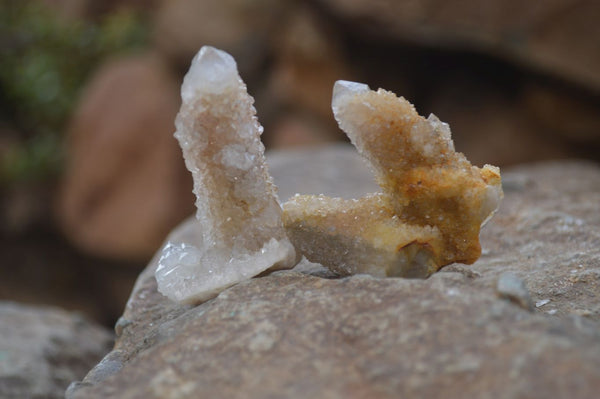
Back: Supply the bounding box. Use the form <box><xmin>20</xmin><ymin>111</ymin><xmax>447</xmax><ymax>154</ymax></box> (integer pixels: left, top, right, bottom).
<box><xmin>283</xmin><ymin>80</ymin><xmax>502</xmax><ymax>277</ymax></box>
<box><xmin>155</xmin><ymin>46</ymin><xmax>296</xmax><ymax>304</ymax></box>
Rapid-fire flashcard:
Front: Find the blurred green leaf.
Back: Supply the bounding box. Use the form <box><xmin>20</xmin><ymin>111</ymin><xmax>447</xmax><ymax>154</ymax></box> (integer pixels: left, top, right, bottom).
<box><xmin>0</xmin><ymin>0</ymin><xmax>148</xmax><ymax>184</ymax></box>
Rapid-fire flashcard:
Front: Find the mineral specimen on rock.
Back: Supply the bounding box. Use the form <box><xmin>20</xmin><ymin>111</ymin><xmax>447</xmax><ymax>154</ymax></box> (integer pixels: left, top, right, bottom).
<box><xmin>155</xmin><ymin>46</ymin><xmax>296</xmax><ymax>304</ymax></box>
<box><xmin>283</xmin><ymin>193</ymin><xmax>442</xmax><ymax>277</ymax></box>
<box><xmin>68</xmin><ymin>157</ymin><xmax>600</xmax><ymax>399</ymax></box>
<box><xmin>283</xmin><ymin>80</ymin><xmax>503</xmax><ymax>277</ymax></box>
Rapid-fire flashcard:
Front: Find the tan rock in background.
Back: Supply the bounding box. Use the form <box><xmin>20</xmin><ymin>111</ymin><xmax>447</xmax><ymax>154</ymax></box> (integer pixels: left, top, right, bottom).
<box><xmin>58</xmin><ymin>52</ymin><xmax>193</xmax><ymax>261</ymax></box>
<box><xmin>522</xmin><ymin>83</ymin><xmax>600</xmax><ymax>145</ymax></box>
<box><xmin>152</xmin><ymin>0</ymin><xmax>288</xmax><ymax>78</ymax></box>
<box><xmin>427</xmin><ymin>77</ymin><xmax>568</xmax><ymax>166</ymax></box>
<box><xmin>264</xmin><ymin>4</ymin><xmax>354</xmax><ymax>147</ymax></box>
<box><xmin>320</xmin><ymin>0</ymin><xmax>600</xmax><ymax>91</ymax></box>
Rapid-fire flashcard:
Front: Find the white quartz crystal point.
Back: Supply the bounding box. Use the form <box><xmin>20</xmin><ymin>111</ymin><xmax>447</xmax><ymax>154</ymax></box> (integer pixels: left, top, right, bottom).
<box><xmin>332</xmin><ymin>80</ymin><xmax>371</xmax><ymax>151</ymax></box>
<box><xmin>156</xmin><ymin>46</ymin><xmax>296</xmax><ymax>304</ymax></box>
<box><xmin>332</xmin><ymin>80</ymin><xmax>370</xmax><ymax>106</ymax></box>
<box><xmin>181</xmin><ymin>46</ymin><xmax>239</xmax><ymax>101</ymax></box>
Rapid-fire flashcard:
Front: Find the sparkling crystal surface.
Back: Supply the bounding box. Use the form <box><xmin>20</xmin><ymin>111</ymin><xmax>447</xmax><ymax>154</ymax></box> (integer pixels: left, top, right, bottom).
<box><xmin>155</xmin><ymin>46</ymin><xmax>296</xmax><ymax>304</ymax></box>
<box><xmin>283</xmin><ymin>193</ymin><xmax>442</xmax><ymax>278</ymax></box>
<box><xmin>282</xmin><ymin>80</ymin><xmax>503</xmax><ymax>277</ymax></box>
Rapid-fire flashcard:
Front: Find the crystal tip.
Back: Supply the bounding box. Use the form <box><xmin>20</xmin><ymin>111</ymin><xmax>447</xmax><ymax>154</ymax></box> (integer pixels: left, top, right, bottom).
<box><xmin>332</xmin><ymin>80</ymin><xmax>370</xmax><ymax>107</ymax></box>
<box><xmin>195</xmin><ymin>46</ymin><xmax>236</xmax><ymax>71</ymax></box>
<box><xmin>182</xmin><ymin>46</ymin><xmax>239</xmax><ymax>100</ymax></box>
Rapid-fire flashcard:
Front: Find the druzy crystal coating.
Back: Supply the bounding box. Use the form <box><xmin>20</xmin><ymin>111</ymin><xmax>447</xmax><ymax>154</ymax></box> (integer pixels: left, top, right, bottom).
<box><xmin>282</xmin><ymin>80</ymin><xmax>502</xmax><ymax>277</ymax></box>
<box><xmin>155</xmin><ymin>47</ymin><xmax>295</xmax><ymax>304</ymax></box>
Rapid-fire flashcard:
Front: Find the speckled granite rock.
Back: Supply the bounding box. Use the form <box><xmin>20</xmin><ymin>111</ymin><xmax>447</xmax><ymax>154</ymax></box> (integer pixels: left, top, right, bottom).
<box><xmin>68</xmin><ymin>146</ymin><xmax>600</xmax><ymax>398</ymax></box>
<box><xmin>0</xmin><ymin>302</ymin><xmax>113</xmax><ymax>399</ymax></box>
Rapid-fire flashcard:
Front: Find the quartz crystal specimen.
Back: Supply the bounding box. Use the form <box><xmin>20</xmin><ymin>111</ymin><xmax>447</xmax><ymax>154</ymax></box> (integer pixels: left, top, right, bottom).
<box><xmin>283</xmin><ymin>80</ymin><xmax>502</xmax><ymax>277</ymax></box>
<box><xmin>283</xmin><ymin>193</ymin><xmax>442</xmax><ymax>277</ymax></box>
<box><xmin>155</xmin><ymin>46</ymin><xmax>296</xmax><ymax>304</ymax></box>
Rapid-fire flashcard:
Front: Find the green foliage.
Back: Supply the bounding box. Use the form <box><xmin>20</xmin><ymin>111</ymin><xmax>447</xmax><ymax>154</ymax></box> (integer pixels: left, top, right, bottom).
<box><xmin>0</xmin><ymin>0</ymin><xmax>148</xmax><ymax>184</ymax></box>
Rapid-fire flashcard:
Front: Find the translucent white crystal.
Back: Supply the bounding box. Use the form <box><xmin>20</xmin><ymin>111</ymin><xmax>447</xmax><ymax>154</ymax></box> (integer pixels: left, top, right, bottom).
<box><xmin>156</xmin><ymin>46</ymin><xmax>296</xmax><ymax>304</ymax></box>
<box><xmin>156</xmin><ymin>219</ymin><xmax>295</xmax><ymax>303</ymax></box>
<box><xmin>181</xmin><ymin>46</ymin><xmax>239</xmax><ymax>101</ymax></box>
<box><xmin>332</xmin><ymin>80</ymin><xmax>369</xmax><ymax>107</ymax></box>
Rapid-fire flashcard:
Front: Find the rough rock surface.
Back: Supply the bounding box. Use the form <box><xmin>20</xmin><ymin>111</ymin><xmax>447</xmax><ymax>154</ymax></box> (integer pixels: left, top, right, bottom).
<box><xmin>69</xmin><ymin>146</ymin><xmax>600</xmax><ymax>398</ymax></box>
<box><xmin>0</xmin><ymin>301</ymin><xmax>113</xmax><ymax>399</ymax></box>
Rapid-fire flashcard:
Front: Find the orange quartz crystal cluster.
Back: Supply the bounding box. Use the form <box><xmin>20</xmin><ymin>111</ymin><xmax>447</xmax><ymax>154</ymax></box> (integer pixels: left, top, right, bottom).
<box><xmin>282</xmin><ymin>81</ymin><xmax>503</xmax><ymax>278</ymax></box>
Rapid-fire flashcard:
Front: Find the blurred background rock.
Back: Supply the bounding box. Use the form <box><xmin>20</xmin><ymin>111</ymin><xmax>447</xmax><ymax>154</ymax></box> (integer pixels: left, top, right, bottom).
<box><xmin>1</xmin><ymin>0</ymin><xmax>599</xmax><ymax>328</ymax></box>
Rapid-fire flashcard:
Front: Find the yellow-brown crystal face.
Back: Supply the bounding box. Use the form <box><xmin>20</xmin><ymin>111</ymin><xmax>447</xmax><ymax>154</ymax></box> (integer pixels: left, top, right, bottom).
<box><xmin>282</xmin><ymin>81</ymin><xmax>503</xmax><ymax>277</ymax></box>
<box><xmin>283</xmin><ymin>193</ymin><xmax>443</xmax><ymax>278</ymax></box>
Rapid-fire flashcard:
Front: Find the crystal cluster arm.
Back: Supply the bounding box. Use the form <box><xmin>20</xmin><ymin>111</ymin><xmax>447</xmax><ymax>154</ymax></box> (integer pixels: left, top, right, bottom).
<box><xmin>155</xmin><ymin>47</ymin><xmax>296</xmax><ymax>304</ymax></box>
<box><xmin>282</xmin><ymin>80</ymin><xmax>502</xmax><ymax>277</ymax></box>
